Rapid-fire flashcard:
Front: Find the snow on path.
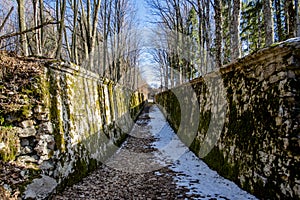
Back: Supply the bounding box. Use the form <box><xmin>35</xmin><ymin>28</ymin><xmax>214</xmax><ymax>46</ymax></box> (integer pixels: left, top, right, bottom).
<box><xmin>148</xmin><ymin>105</ymin><xmax>258</xmax><ymax>200</ymax></box>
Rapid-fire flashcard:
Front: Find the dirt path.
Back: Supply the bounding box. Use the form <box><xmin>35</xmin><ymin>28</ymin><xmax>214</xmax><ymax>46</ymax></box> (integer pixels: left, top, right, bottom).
<box><xmin>53</xmin><ymin>104</ymin><xmax>257</xmax><ymax>200</ymax></box>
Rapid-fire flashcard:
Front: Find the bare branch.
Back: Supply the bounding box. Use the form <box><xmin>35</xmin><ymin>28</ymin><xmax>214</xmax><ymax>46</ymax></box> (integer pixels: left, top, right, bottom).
<box><xmin>0</xmin><ymin>21</ymin><xmax>59</xmax><ymax>41</ymax></box>
<box><xmin>0</xmin><ymin>7</ymin><xmax>14</xmax><ymax>33</ymax></box>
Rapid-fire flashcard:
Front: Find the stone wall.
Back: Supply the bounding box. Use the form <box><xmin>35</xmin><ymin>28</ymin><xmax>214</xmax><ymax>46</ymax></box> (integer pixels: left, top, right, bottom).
<box><xmin>155</xmin><ymin>39</ymin><xmax>300</xmax><ymax>199</ymax></box>
<box><xmin>0</xmin><ymin>54</ymin><xmax>145</xmax><ymax>199</ymax></box>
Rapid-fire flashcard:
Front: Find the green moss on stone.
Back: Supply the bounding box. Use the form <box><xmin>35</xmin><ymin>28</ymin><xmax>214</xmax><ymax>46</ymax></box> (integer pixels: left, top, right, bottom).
<box><xmin>18</xmin><ymin>168</ymin><xmax>42</xmax><ymax>194</ymax></box>
<box><xmin>190</xmin><ymin>138</ymin><xmax>201</xmax><ymax>155</ymax></box>
<box><xmin>57</xmin><ymin>153</ymin><xmax>98</xmax><ymax>193</ymax></box>
<box><xmin>20</xmin><ymin>105</ymin><xmax>32</xmax><ymax>118</ymax></box>
<box><xmin>47</xmin><ymin>70</ymin><xmax>65</xmax><ymax>152</ymax></box>
<box><xmin>0</xmin><ymin>126</ymin><xmax>19</xmax><ymax>162</ymax></box>
<box><xmin>114</xmin><ymin>132</ymin><xmax>128</xmax><ymax>147</ymax></box>
<box><xmin>203</xmin><ymin>147</ymin><xmax>239</xmax><ymax>182</ymax></box>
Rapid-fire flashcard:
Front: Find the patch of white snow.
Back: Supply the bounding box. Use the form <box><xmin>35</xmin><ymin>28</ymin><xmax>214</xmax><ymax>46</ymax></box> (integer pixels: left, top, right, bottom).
<box><xmin>149</xmin><ymin>105</ymin><xmax>258</xmax><ymax>200</ymax></box>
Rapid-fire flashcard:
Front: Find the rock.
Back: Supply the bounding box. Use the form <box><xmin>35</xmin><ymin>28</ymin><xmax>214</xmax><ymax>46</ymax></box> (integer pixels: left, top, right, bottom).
<box><xmin>24</xmin><ymin>175</ymin><xmax>57</xmax><ymax>200</ymax></box>
<box><xmin>21</xmin><ymin>146</ymin><xmax>33</xmax><ymax>154</ymax></box>
<box><xmin>29</xmin><ymin>138</ymin><xmax>37</xmax><ymax>147</ymax></box>
<box><xmin>39</xmin><ymin>155</ymin><xmax>51</xmax><ymax>162</ymax></box>
<box><xmin>18</xmin><ymin>98</ymin><xmax>27</xmax><ymax>105</ymax></box>
<box><xmin>21</xmin><ymin>139</ymin><xmax>30</xmax><ymax>147</ymax></box>
<box><xmin>17</xmin><ymin>156</ymin><xmax>38</xmax><ymax>163</ymax></box>
<box><xmin>263</xmin><ymin>64</ymin><xmax>276</xmax><ymax>79</ymax></box>
<box><xmin>0</xmin><ymin>142</ymin><xmax>5</xmax><ymax>150</ymax></box>
<box><xmin>3</xmin><ymin>184</ymin><xmax>11</xmax><ymax>192</ymax></box>
<box><xmin>35</xmin><ymin>135</ymin><xmax>54</xmax><ymax>158</ymax></box>
<box><xmin>19</xmin><ymin>127</ymin><xmax>36</xmax><ymax>137</ymax></box>
<box><xmin>35</xmin><ymin>141</ymin><xmax>49</xmax><ymax>156</ymax></box>
<box><xmin>0</xmin><ymin>94</ymin><xmax>7</xmax><ymax>99</ymax></box>
<box><xmin>38</xmin><ymin>122</ymin><xmax>53</xmax><ymax>134</ymax></box>
<box><xmin>33</xmin><ymin>155</ymin><xmax>39</xmax><ymax>160</ymax></box>
<box><xmin>37</xmin><ymin>114</ymin><xmax>48</xmax><ymax>121</ymax></box>
<box><xmin>34</xmin><ymin>105</ymin><xmax>44</xmax><ymax>114</ymax></box>
<box><xmin>6</xmin><ymin>115</ymin><xmax>19</xmax><ymax>123</ymax></box>
<box><xmin>40</xmin><ymin>134</ymin><xmax>54</xmax><ymax>143</ymax></box>
<box><xmin>21</xmin><ymin>120</ymin><xmax>34</xmax><ymax>128</ymax></box>
<box><xmin>20</xmin><ymin>170</ymin><xmax>26</xmax><ymax>178</ymax></box>
<box><xmin>276</xmin><ymin>117</ymin><xmax>283</xmax><ymax>126</ymax></box>
<box><xmin>40</xmin><ymin>161</ymin><xmax>55</xmax><ymax>170</ymax></box>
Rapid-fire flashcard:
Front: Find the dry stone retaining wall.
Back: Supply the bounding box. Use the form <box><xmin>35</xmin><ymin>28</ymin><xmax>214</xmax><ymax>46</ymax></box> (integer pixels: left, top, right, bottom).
<box><xmin>155</xmin><ymin>39</ymin><xmax>300</xmax><ymax>199</ymax></box>
<box><xmin>0</xmin><ymin>55</ymin><xmax>144</xmax><ymax>199</ymax></box>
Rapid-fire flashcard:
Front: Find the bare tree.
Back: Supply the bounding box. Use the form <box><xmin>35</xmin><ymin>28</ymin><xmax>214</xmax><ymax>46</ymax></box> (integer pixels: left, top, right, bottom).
<box><xmin>0</xmin><ymin>7</ymin><xmax>14</xmax><ymax>33</ymax></box>
<box><xmin>17</xmin><ymin>0</ymin><xmax>29</xmax><ymax>56</ymax></box>
<box><xmin>78</xmin><ymin>0</ymin><xmax>101</xmax><ymax>63</ymax></box>
<box><xmin>264</xmin><ymin>0</ymin><xmax>274</xmax><ymax>46</ymax></box>
<box><xmin>214</xmin><ymin>0</ymin><xmax>222</xmax><ymax>68</ymax></box>
<box><xmin>55</xmin><ymin>0</ymin><xmax>66</xmax><ymax>59</ymax></box>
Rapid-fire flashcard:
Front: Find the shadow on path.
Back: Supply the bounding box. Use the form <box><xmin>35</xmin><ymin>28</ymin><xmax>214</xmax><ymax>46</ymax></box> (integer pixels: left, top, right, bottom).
<box><xmin>53</xmin><ymin>104</ymin><xmax>257</xmax><ymax>200</ymax></box>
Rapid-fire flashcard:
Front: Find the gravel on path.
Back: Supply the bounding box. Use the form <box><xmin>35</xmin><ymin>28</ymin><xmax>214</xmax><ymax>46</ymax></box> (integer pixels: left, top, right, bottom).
<box><xmin>53</xmin><ymin>104</ymin><xmax>258</xmax><ymax>200</ymax></box>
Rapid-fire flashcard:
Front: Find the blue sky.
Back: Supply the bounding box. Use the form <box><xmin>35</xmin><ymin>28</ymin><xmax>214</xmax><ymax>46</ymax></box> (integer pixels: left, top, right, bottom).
<box><xmin>135</xmin><ymin>0</ymin><xmax>148</xmax><ymax>24</ymax></box>
<box><xmin>133</xmin><ymin>0</ymin><xmax>161</xmax><ymax>87</ymax></box>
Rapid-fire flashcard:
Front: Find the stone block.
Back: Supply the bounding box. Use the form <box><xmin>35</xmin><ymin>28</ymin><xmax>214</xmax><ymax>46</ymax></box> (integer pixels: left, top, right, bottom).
<box><xmin>269</xmin><ymin>74</ymin><xmax>281</xmax><ymax>84</ymax></box>
<box><xmin>263</xmin><ymin>64</ymin><xmax>276</xmax><ymax>79</ymax></box>
<box><xmin>0</xmin><ymin>142</ymin><xmax>5</xmax><ymax>150</ymax></box>
<box><xmin>19</xmin><ymin>127</ymin><xmax>37</xmax><ymax>138</ymax></box>
<box><xmin>35</xmin><ymin>141</ymin><xmax>48</xmax><ymax>156</ymax></box>
<box><xmin>33</xmin><ymin>105</ymin><xmax>46</xmax><ymax>114</ymax></box>
<box><xmin>24</xmin><ymin>175</ymin><xmax>57</xmax><ymax>200</ymax></box>
<box><xmin>276</xmin><ymin>117</ymin><xmax>283</xmax><ymax>126</ymax></box>
<box><xmin>37</xmin><ymin>122</ymin><xmax>53</xmax><ymax>135</ymax></box>
<box><xmin>37</xmin><ymin>114</ymin><xmax>48</xmax><ymax>121</ymax></box>
<box><xmin>293</xmin><ymin>184</ymin><xmax>300</xmax><ymax>196</ymax></box>
<box><xmin>20</xmin><ymin>120</ymin><xmax>34</xmax><ymax>128</ymax></box>
<box><xmin>287</xmin><ymin>70</ymin><xmax>296</xmax><ymax>79</ymax></box>
<box><xmin>40</xmin><ymin>161</ymin><xmax>55</xmax><ymax>170</ymax></box>
<box><xmin>21</xmin><ymin>139</ymin><xmax>30</xmax><ymax>147</ymax></box>
<box><xmin>21</xmin><ymin>146</ymin><xmax>33</xmax><ymax>154</ymax></box>
<box><xmin>17</xmin><ymin>156</ymin><xmax>38</xmax><ymax>163</ymax></box>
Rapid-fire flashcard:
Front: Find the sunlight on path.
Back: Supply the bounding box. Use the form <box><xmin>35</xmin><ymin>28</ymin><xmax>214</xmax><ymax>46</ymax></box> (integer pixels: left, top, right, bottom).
<box><xmin>55</xmin><ymin>104</ymin><xmax>258</xmax><ymax>199</ymax></box>
<box><xmin>148</xmin><ymin>105</ymin><xmax>258</xmax><ymax>200</ymax></box>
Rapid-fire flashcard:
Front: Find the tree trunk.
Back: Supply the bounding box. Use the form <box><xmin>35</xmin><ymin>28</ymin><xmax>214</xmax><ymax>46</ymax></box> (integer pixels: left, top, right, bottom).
<box><xmin>39</xmin><ymin>0</ymin><xmax>44</xmax><ymax>55</ymax></box>
<box><xmin>285</xmin><ymin>0</ymin><xmax>296</xmax><ymax>38</ymax></box>
<box><xmin>289</xmin><ymin>0</ymin><xmax>296</xmax><ymax>38</ymax></box>
<box><xmin>55</xmin><ymin>0</ymin><xmax>67</xmax><ymax>59</ymax></box>
<box><xmin>296</xmin><ymin>0</ymin><xmax>300</xmax><ymax>37</ymax></box>
<box><xmin>214</xmin><ymin>0</ymin><xmax>222</xmax><ymax>68</ymax></box>
<box><xmin>89</xmin><ymin>0</ymin><xmax>101</xmax><ymax>72</ymax></box>
<box><xmin>263</xmin><ymin>0</ymin><xmax>274</xmax><ymax>46</ymax></box>
<box><xmin>32</xmin><ymin>0</ymin><xmax>41</xmax><ymax>55</ymax></box>
<box><xmin>0</xmin><ymin>7</ymin><xmax>14</xmax><ymax>33</ymax></box>
<box><xmin>205</xmin><ymin>0</ymin><xmax>211</xmax><ymax>73</ymax></box>
<box><xmin>17</xmin><ymin>0</ymin><xmax>29</xmax><ymax>56</ymax></box>
<box><xmin>71</xmin><ymin>0</ymin><xmax>79</xmax><ymax>64</ymax></box>
<box><xmin>165</xmin><ymin>61</ymin><xmax>169</xmax><ymax>89</ymax></box>
<box><xmin>231</xmin><ymin>0</ymin><xmax>241</xmax><ymax>60</ymax></box>
<box><xmin>275</xmin><ymin>0</ymin><xmax>284</xmax><ymax>41</ymax></box>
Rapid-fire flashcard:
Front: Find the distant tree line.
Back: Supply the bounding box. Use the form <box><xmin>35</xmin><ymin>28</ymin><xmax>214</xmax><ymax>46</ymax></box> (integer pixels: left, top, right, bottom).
<box><xmin>148</xmin><ymin>0</ymin><xmax>300</xmax><ymax>89</ymax></box>
<box><xmin>0</xmin><ymin>0</ymin><xmax>141</xmax><ymax>87</ymax></box>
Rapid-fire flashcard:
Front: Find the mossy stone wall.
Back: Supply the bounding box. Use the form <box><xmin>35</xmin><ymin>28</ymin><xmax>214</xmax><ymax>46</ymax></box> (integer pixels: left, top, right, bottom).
<box><xmin>0</xmin><ymin>56</ymin><xmax>145</xmax><ymax>198</ymax></box>
<box><xmin>155</xmin><ymin>39</ymin><xmax>300</xmax><ymax>199</ymax></box>
<box><xmin>42</xmin><ymin>62</ymin><xmax>145</xmax><ymax>191</ymax></box>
